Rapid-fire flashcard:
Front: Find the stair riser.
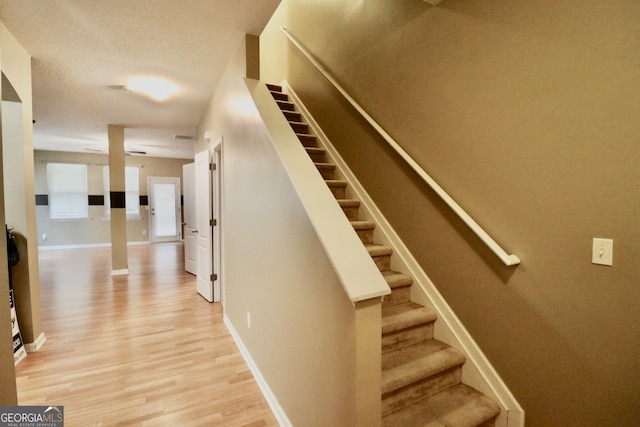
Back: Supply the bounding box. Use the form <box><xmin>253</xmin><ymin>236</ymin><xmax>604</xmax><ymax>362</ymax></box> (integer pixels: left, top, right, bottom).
<box><xmin>271</xmin><ymin>92</ymin><xmax>288</xmax><ymax>101</ymax></box>
<box><xmin>277</xmin><ymin>101</ymin><xmax>295</xmax><ymax>111</ymax></box>
<box><xmin>328</xmin><ymin>185</ymin><xmax>346</xmax><ymax>199</ymax></box>
<box><xmin>382</xmin><ymin>286</ymin><xmax>411</xmax><ymax>308</ymax></box>
<box><xmin>298</xmin><ymin>135</ymin><xmax>317</xmax><ymax>147</ymax></box>
<box><xmin>371</xmin><ymin>254</ymin><xmax>391</xmax><ymax>272</ymax></box>
<box><xmin>382</xmin><ymin>367</ymin><xmax>462</xmax><ymax>417</ymax></box>
<box><xmin>290</xmin><ymin>122</ymin><xmax>309</xmax><ymax>133</ymax></box>
<box><xmin>355</xmin><ymin>228</ymin><xmax>374</xmax><ymax>245</ymax></box>
<box><xmin>341</xmin><ymin>205</ymin><xmax>359</xmax><ymax>221</ymax></box>
<box><xmin>382</xmin><ymin>323</ymin><xmax>434</xmax><ymax>354</ymax></box>
<box><xmin>480</xmin><ymin>417</ymin><xmax>498</xmax><ymax>427</ymax></box>
<box><xmin>284</xmin><ymin>111</ymin><xmax>301</xmax><ymax>122</ymax></box>
<box><xmin>307</xmin><ymin>151</ymin><xmax>325</xmax><ymax>163</ymax></box>
<box><xmin>317</xmin><ymin>167</ymin><xmax>335</xmax><ymax>180</ymax></box>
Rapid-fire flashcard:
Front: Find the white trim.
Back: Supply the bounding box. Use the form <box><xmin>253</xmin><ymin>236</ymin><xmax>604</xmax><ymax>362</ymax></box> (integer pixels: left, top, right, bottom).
<box><xmin>148</xmin><ymin>176</ymin><xmax>182</xmax><ymax>243</ymax></box>
<box><xmin>224</xmin><ymin>314</ymin><xmax>292</xmax><ymax>427</ymax></box>
<box><xmin>24</xmin><ymin>332</ymin><xmax>46</xmax><ymax>353</ymax></box>
<box><xmin>284</xmin><ymin>82</ymin><xmax>525</xmax><ymax>427</ymax></box>
<box><xmin>210</xmin><ymin>137</ymin><xmax>223</xmax><ymax>303</ymax></box>
<box><xmin>111</xmin><ymin>268</ymin><xmax>129</xmax><ymax>276</ymax></box>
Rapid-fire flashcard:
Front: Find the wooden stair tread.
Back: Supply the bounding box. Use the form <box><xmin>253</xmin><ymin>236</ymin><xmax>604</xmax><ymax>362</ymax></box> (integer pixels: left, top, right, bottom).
<box><xmin>266</xmin><ymin>83</ymin><xmax>282</xmax><ymax>92</ymax></box>
<box><xmin>382</xmin><ymin>340</ymin><xmax>466</xmax><ymax>394</ymax></box>
<box><xmin>382</xmin><ymin>303</ymin><xmax>437</xmax><ymax>335</ymax></box>
<box><xmin>382</xmin><ymin>384</ymin><xmax>501</xmax><ymax>427</ymax></box>
<box><xmin>325</xmin><ymin>179</ymin><xmax>346</xmax><ymax>187</ymax></box>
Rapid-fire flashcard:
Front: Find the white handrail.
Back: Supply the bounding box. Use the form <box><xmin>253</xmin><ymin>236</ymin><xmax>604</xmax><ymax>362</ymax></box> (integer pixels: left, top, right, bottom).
<box><xmin>279</xmin><ymin>26</ymin><xmax>520</xmax><ymax>267</ymax></box>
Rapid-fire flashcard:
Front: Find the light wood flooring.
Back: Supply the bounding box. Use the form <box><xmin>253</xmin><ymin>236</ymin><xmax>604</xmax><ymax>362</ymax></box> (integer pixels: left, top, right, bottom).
<box><xmin>15</xmin><ymin>243</ymin><xmax>278</xmax><ymax>426</ymax></box>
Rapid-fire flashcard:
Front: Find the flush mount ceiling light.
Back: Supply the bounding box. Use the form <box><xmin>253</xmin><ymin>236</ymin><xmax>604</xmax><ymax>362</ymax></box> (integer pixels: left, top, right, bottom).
<box><xmin>124</xmin><ymin>76</ymin><xmax>179</xmax><ymax>102</ymax></box>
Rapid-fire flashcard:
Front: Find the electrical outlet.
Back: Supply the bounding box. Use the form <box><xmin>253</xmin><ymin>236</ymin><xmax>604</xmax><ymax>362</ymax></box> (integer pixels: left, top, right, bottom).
<box><xmin>247</xmin><ymin>312</ymin><xmax>251</xmax><ymax>329</ymax></box>
<box><xmin>592</xmin><ymin>238</ymin><xmax>613</xmax><ymax>266</ymax></box>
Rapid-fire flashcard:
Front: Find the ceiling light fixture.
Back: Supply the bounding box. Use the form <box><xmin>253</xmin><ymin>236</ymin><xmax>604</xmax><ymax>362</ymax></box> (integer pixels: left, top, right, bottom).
<box><xmin>125</xmin><ymin>76</ymin><xmax>179</xmax><ymax>102</ymax></box>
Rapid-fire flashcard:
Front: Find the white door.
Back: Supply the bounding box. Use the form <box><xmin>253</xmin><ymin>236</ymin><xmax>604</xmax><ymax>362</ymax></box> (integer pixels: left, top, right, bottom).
<box><xmin>148</xmin><ymin>177</ymin><xmax>181</xmax><ymax>243</ymax></box>
<box><xmin>195</xmin><ymin>149</ymin><xmax>214</xmax><ymax>302</ymax></box>
<box><xmin>183</xmin><ymin>163</ymin><xmax>197</xmax><ymax>275</ymax></box>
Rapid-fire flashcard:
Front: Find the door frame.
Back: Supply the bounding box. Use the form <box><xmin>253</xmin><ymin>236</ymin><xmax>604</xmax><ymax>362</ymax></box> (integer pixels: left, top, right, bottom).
<box><xmin>211</xmin><ymin>138</ymin><xmax>224</xmax><ymax>303</ymax></box>
<box><xmin>147</xmin><ymin>176</ymin><xmax>181</xmax><ymax>243</ymax></box>
<box><xmin>182</xmin><ymin>163</ymin><xmax>196</xmax><ymax>274</ymax></box>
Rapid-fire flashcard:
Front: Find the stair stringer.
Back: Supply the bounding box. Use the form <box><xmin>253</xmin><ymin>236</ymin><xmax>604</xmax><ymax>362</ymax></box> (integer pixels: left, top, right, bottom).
<box><xmin>281</xmin><ymin>81</ymin><xmax>525</xmax><ymax>427</ymax></box>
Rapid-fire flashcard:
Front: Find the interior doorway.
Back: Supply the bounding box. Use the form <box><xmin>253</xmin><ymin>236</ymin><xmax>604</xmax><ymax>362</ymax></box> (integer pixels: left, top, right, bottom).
<box><xmin>195</xmin><ymin>137</ymin><xmax>223</xmax><ymax>303</ymax></box>
<box><xmin>148</xmin><ymin>177</ymin><xmax>181</xmax><ymax>243</ymax></box>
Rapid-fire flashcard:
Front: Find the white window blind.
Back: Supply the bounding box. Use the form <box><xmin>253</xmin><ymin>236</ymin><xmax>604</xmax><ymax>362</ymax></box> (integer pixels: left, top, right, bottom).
<box><xmin>103</xmin><ymin>166</ymin><xmax>140</xmax><ymax>218</ymax></box>
<box><xmin>47</xmin><ymin>163</ymin><xmax>89</xmax><ymax>220</ymax></box>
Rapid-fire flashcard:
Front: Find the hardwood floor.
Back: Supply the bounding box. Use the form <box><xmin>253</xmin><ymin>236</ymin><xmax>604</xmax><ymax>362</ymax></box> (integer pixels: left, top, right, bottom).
<box><xmin>15</xmin><ymin>243</ymin><xmax>278</xmax><ymax>426</ymax></box>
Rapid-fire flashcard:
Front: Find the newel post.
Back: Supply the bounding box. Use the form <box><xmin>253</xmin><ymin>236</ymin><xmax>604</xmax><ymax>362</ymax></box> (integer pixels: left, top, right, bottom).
<box><xmin>354</xmin><ymin>297</ymin><xmax>383</xmax><ymax>427</ymax></box>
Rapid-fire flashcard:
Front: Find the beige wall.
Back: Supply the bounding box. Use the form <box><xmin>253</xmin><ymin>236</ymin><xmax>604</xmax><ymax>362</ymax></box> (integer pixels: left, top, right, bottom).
<box><xmin>34</xmin><ymin>150</ymin><xmax>192</xmax><ymax>247</ymax></box>
<box><xmin>261</xmin><ymin>1</ymin><xmax>640</xmax><ymax>425</ymax></box>
<box><xmin>197</xmin><ymin>36</ymin><xmax>360</xmax><ymax>425</ymax></box>
<box><xmin>0</xmin><ymin>22</ymin><xmax>24</xmax><ymax>406</ymax></box>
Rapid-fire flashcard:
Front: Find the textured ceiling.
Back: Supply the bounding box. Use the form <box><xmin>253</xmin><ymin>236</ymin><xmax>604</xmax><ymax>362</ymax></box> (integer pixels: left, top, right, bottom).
<box><xmin>0</xmin><ymin>0</ymin><xmax>280</xmax><ymax>159</ymax></box>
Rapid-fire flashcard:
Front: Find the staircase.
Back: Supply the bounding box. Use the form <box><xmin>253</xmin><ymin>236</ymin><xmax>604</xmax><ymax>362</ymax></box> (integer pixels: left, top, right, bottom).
<box><xmin>268</xmin><ymin>83</ymin><xmax>501</xmax><ymax>427</ymax></box>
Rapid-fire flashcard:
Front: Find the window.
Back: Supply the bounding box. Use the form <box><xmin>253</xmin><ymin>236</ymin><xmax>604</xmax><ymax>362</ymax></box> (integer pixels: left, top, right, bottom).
<box><xmin>47</xmin><ymin>163</ymin><xmax>89</xmax><ymax>220</ymax></box>
<box><xmin>103</xmin><ymin>166</ymin><xmax>140</xmax><ymax>219</ymax></box>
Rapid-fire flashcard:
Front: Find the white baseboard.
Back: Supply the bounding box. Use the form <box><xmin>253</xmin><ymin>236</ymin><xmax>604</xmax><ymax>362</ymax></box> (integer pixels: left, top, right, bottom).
<box><xmin>223</xmin><ymin>314</ymin><xmax>291</xmax><ymax>427</ymax></box>
<box><xmin>110</xmin><ymin>269</ymin><xmax>129</xmax><ymax>276</ymax></box>
<box><xmin>38</xmin><ymin>240</ymin><xmax>151</xmax><ymax>251</ymax></box>
<box><xmin>24</xmin><ymin>332</ymin><xmax>46</xmax><ymax>353</ymax></box>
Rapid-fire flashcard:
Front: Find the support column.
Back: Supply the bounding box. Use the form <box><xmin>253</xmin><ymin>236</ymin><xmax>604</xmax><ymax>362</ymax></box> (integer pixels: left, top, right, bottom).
<box><xmin>108</xmin><ymin>124</ymin><xmax>128</xmax><ymax>275</ymax></box>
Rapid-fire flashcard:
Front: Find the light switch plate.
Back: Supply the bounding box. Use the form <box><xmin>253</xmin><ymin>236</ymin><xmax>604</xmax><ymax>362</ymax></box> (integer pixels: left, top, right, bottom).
<box><xmin>592</xmin><ymin>238</ymin><xmax>613</xmax><ymax>266</ymax></box>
